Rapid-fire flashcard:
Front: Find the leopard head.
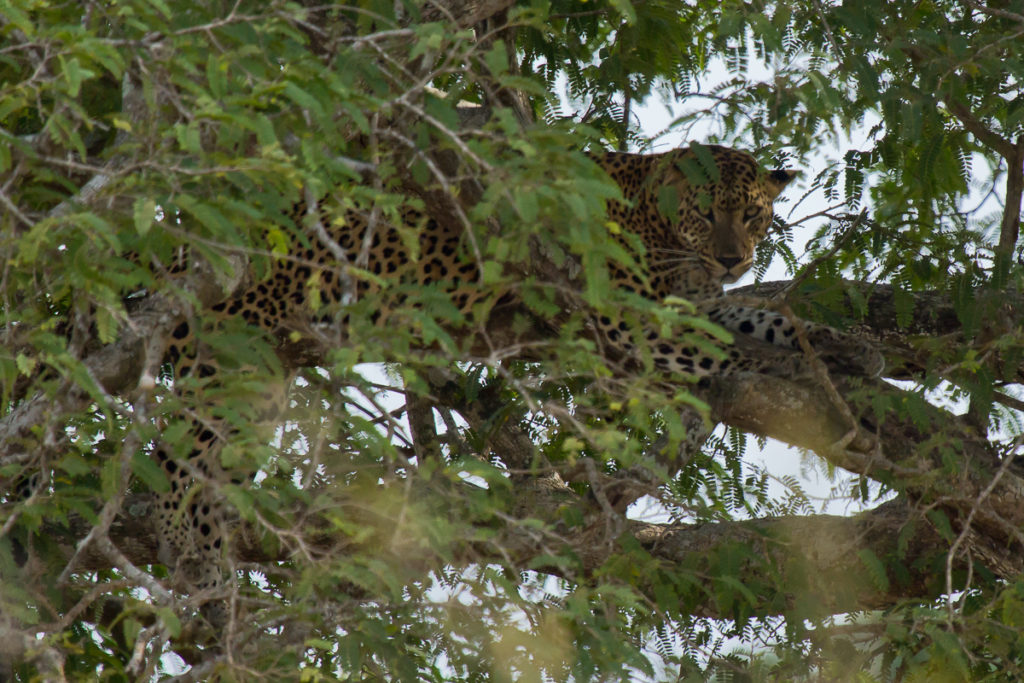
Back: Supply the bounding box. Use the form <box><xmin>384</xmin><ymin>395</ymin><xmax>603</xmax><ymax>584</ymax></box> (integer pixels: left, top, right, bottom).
<box><xmin>659</xmin><ymin>146</ymin><xmax>797</xmax><ymax>285</ymax></box>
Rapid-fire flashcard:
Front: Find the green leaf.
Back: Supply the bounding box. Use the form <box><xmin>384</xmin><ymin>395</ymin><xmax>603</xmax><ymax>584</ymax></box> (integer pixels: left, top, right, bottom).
<box><xmin>893</xmin><ymin>285</ymin><xmax>914</xmax><ymax>329</ymax></box>
<box><xmin>282</xmin><ymin>82</ymin><xmax>326</xmax><ymax>122</ymax></box>
<box><xmin>133</xmin><ymin>197</ymin><xmax>156</xmax><ymax>235</ymax></box>
<box><xmin>154</xmin><ymin>607</ymin><xmax>181</xmax><ymax>638</ymax></box>
<box><xmin>94</xmin><ymin>307</ymin><xmax>118</xmax><ymax>344</ymax></box>
<box><xmin>514</xmin><ymin>187</ymin><xmax>538</xmax><ymax>222</ymax></box>
<box><xmin>679</xmin><ymin>314</ymin><xmax>733</xmax><ymax>343</ymax></box>
<box><xmin>484</xmin><ymin>42</ymin><xmax>509</xmax><ymax>76</ymax></box>
<box><xmin>177</xmin><ymin>197</ymin><xmax>235</xmax><ymax>238</ymax></box>
<box><xmin>62</xmin><ymin>56</ymin><xmax>83</xmax><ymax>97</ymax></box>
<box><xmin>481</xmin><ymin>260</ymin><xmax>502</xmax><ymax>284</ymax></box>
<box><xmin>688</xmin><ymin>143</ymin><xmax>722</xmax><ymax>183</ymax></box>
<box><xmin>131</xmin><ymin>452</ymin><xmax>170</xmax><ymax>493</ymax></box>
<box><xmin>0</xmin><ymin>3</ymin><xmax>34</xmax><ymax>36</ymax></box>
<box><xmin>58</xmin><ymin>453</ymin><xmax>91</xmax><ymax>478</ymax></box>
<box><xmin>14</xmin><ymin>353</ymin><xmax>36</xmax><ymax>376</ymax></box>
<box><xmin>856</xmin><ymin>549</ymin><xmax>890</xmax><ymax>592</ymax></box>
<box><xmin>223</xmin><ymin>485</ymin><xmax>256</xmax><ymax>520</ymax></box>
<box><xmin>925</xmin><ymin>625</ymin><xmax>971</xmax><ymax>679</ymax></box>
<box><xmin>608</xmin><ymin>0</ymin><xmax>637</xmax><ymax>24</ymax></box>
<box><xmin>100</xmin><ymin>457</ymin><xmax>121</xmax><ymax>501</ymax></box>
<box><xmin>656</xmin><ymin>186</ymin><xmax>679</xmax><ymax>223</ymax></box>
<box><xmin>206</xmin><ymin>55</ymin><xmax>226</xmax><ymax>99</ymax></box>
<box><xmin>926</xmin><ymin>508</ymin><xmax>955</xmax><ymax>542</ymax></box>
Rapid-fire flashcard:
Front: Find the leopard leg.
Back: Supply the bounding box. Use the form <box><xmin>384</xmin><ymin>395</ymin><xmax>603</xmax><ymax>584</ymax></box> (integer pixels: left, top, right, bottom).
<box><xmin>704</xmin><ymin>304</ymin><xmax>884</xmax><ymax>376</ymax></box>
<box><xmin>153</xmin><ymin>435</ymin><xmax>228</xmax><ymax>598</ymax></box>
<box><xmin>153</xmin><ymin>317</ymin><xmax>292</xmax><ymax>626</ymax></box>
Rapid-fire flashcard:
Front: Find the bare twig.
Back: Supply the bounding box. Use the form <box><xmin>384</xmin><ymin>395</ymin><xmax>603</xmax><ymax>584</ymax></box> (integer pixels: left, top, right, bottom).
<box><xmin>960</xmin><ymin>0</ymin><xmax>1024</xmax><ymax>25</ymax></box>
<box><xmin>945</xmin><ymin>440</ymin><xmax>1018</xmax><ymax>617</ymax></box>
<box><xmin>811</xmin><ymin>0</ymin><xmax>844</xmax><ymax>58</ymax></box>
<box><xmin>777</xmin><ymin>209</ymin><xmax>867</xmax><ymax>301</ymax></box>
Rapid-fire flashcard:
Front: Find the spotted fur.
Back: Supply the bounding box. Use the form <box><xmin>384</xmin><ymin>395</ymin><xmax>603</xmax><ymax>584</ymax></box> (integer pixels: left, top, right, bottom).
<box><xmin>151</xmin><ymin>145</ymin><xmax>875</xmax><ymax>610</ymax></box>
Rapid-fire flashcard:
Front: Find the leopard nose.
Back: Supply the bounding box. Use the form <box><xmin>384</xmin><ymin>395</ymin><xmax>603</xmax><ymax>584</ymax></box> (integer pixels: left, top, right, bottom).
<box><xmin>717</xmin><ymin>256</ymin><xmax>743</xmax><ymax>270</ymax></box>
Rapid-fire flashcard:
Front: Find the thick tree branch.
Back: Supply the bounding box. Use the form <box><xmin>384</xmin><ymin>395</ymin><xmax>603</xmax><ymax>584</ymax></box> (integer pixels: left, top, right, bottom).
<box><xmin>737</xmin><ymin>280</ymin><xmax>992</xmax><ymax>340</ymax></box>
<box><xmin>630</xmin><ymin>499</ymin><xmax>946</xmax><ymax>616</ymax></box>
<box><xmin>739</xmin><ymin>279</ymin><xmax>1024</xmax><ymax>382</ymax></box>
<box><xmin>36</xmin><ymin>490</ymin><xmax>952</xmax><ymax>621</ymax></box>
<box><xmin>704</xmin><ymin>370</ymin><xmax>1024</xmax><ymax>578</ymax></box>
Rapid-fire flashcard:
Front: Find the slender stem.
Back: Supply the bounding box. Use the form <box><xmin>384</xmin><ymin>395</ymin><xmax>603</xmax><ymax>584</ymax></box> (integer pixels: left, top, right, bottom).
<box><xmin>619</xmin><ymin>90</ymin><xmax>631</xmax><ymax>152</ymax></box>
<box><xmin>999</xmin><ymin>136</ymin><xmax>1024</xmax><ymax>254</ymax></box>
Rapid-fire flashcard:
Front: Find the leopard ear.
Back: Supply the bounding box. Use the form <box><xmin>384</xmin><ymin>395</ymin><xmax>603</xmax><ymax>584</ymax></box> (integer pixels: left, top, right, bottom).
<box><xmin>765</xmin><ymin>169</ymin><xmax>799</xmax><ymax>198</ymax></box>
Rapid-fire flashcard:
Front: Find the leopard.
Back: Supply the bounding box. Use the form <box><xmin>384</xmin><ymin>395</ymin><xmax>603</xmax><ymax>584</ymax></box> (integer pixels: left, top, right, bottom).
<box><xmin>149</xmin><ymin>144</ymin><xmax>880</xmax><ymax>613</ymax></box>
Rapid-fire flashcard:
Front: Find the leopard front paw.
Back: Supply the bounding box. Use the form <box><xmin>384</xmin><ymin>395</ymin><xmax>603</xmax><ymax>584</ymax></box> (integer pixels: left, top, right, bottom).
<box><xmin>810</xmin><ymin>331</ymin><xmax>884</xmax><ymax>377</ymax></box>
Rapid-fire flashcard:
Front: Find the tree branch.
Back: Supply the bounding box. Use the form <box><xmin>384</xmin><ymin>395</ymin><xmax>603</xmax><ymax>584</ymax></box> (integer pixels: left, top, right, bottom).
<box><xmin>945</xmin><ymin>100</ymin><xmax>1015</xmax><ymax>159</ymax></box>
<box><xmin>419</xmin><ymin>0</ymin><xmax>517</xmax><ymax>28</ymax></box>
<box><xmin>704</xmin><ymin>370</ymin><xmax>1024</xmax><ymax>578</ymax></box>
<box><xmin>36</xmin><ymin>490</ymin><xmax>954</xmax><ymax>621</ymax></box>
<box><xmin>0</xmin><ymin>256</ymin><xmax>247</xmax><ymax>466</ymax></box>
<box><xmin>1001</xmin><ymin>136</ymin><xmax>1024</xmax><ymax>254</ymax></box>
<box><xmin>738</xmin><ymin>279</ymin><xmax>1024</xmax><ymax>382</ymax></box>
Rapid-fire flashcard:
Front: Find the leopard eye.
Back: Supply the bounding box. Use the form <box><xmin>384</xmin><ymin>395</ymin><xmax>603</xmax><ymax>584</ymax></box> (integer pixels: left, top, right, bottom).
<box><xmin>700</xmin><ymin>207</ymin><xmax>715</xmax><ymax>224</ymax></box>
<box><xmin>743</xmin><ymin>206</ymin><xmax>760</xmax><ymax>221</ymax></box>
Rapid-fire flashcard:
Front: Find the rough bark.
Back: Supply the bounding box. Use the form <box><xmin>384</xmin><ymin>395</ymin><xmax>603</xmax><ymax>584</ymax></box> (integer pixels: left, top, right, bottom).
<box><xmin>738</xmin><ymin>279</ymin><xmax>1024</xmax><ymax>383</ymax></box>
<box><xmin>420</xmin><ymin>0</ymin><xmax>517</xmax><ymax>27</ymax></box>
<box><xmin>1003</xmin><ymin>136</ymin><xmax>1024</xmax><ymax>254</ymax></box>
<box><xmin>705</xmin><ymin>370</ymin><xmax>1024</xmax><ymax>578</ymax></box>
<box><xmin>34</xmin><ymin>490</ymin><xmax>949</xmax><ymax>621</ymax></box>
<box><xmin>738</xmin><ymin>280</ymin><xmax>1022</xmax><ymax>342</ymax></box>
<box><xmin>5</xmin><ymin>274</ymin><xmax>1022</xmax><ymax>599</ymax></box>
